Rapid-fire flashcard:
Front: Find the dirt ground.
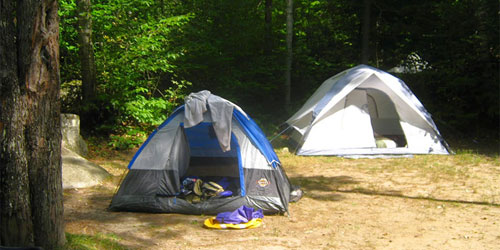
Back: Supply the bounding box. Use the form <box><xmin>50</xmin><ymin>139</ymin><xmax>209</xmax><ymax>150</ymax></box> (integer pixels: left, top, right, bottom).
<box><xmin>64</xmin><ymin>148</ymin><xmax>500</xmax><ymax>249</ymax></box>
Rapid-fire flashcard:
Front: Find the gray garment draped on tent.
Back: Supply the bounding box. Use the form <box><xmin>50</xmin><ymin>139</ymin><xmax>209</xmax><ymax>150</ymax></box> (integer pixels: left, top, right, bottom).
<box><xmin>184</xmin><ymin>90</ymin><xmax>234</xmax><ymax>152</ymax></box>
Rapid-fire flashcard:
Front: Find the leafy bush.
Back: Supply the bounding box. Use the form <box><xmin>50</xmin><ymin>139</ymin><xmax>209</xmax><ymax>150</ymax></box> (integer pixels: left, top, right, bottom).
<box><xmin>108</xmin><ymin>126</ymin><xmax>148</xmax><ymax>150</ymax></box>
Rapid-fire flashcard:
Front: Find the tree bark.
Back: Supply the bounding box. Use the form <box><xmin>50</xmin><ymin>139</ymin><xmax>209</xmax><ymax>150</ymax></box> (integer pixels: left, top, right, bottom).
<box><xmin>77</xmin><ymin>0</ymin><xmax>97</xmax><ymax>129</ymax></box>
<box><xmin>285</xmin><ymin>0</ymin><xmax>293</xmax><ymax>112</ymax></box>
<box><xmin>0</xmin><ymin>0</ymin><xmax>65</xmax><ymax>249</ymax></box>
<box><xmin>361</xmin><ymin>0</ymin><xmax>371</xmax><ymax>64</ymax></box>
<box><xmin>0</xmin><ymin>1</ymin><xmax>34</xmax><ymax>246</ymax></box>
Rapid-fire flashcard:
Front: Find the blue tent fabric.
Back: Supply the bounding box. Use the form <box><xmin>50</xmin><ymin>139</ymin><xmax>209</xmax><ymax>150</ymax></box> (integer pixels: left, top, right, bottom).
<box><xmin>233</xmin><ymin>133</ymin><xmax>246</xmax><ymax>196</ymax></box>
<box><xmin>183</xmin><ymin>122</ymin><xmax>238</xmax><ymax>157</ymax></box>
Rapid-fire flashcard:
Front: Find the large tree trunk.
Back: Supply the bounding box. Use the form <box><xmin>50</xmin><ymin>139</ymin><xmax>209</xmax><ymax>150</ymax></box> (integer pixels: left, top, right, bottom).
<box><xmin>284</xmin><ymin>0</ymin><xmax>293</xmax><ymax>112</ymax></box>
<box><xmin>0</xmin><ymin>0</ymin><xmax>65</xmax><ymax>249</ymax></box>
<box><xmin>0</xmin><ymin>1</ymin><xmax>34</xmax><ymax>246</ymax></box>
<box><xmin>77</xmin><ymin>0</ymin><xmax>97</xmax><ymax>130</ymax></box>
<box><xmin>361</xmin><ymin>0</ymin><xmax>371</xmax><ymax>64</ymax></box>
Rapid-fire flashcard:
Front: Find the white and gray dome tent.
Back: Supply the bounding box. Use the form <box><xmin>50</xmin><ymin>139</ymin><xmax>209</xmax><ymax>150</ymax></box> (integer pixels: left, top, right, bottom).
<box><xmin>286</xmin><ymin>65</ymin><xmax>450</xmax><ymax>157</ymax></box>
<box><xmin>110</xmin><ymin>91</ymin><xmax>290</xmax><ymax>214</ymax></box>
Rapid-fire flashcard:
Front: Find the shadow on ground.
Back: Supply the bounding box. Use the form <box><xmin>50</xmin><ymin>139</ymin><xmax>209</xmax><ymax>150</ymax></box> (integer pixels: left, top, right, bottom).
<box><xmin>289</xmin><ymin>175</ymin><xmax>362</xmax><ymax>201</ymax></box>
<box><xmin>337</xmin><ymin>188</ymin><xmax>500</xmax><ymax>207</ymax></box>
<box><xmin>63</xmin><ymin>187</ymin><xmax>204</xmax><ymax>249</ymax></box>
<box><xmin>290</xmin><ymin>175</ymin><xmax>499</xmax><ymax>207</ymax></box>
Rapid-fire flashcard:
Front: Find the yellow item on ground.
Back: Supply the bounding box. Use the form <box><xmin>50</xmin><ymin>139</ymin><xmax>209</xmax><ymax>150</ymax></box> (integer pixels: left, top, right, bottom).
<box><xmin>203</xmin><ymin>217</ymin><xmax>263</xmax><ymax>229</ymax></box>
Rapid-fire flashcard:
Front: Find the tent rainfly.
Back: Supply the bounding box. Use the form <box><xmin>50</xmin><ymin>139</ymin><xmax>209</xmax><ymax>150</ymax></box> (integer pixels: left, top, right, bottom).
<box><xmin>285</xmin><ymin>65</ymin><xmax>450</xmax><ymax>157</ymax></box>
<box><xmin>110</xmin><ymin>91</ymin><xmax>291</xmax><ymax>214</ymax></box>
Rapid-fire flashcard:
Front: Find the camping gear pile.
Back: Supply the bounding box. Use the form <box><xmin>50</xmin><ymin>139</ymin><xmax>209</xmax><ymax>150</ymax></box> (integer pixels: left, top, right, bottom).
<box><xmin>109</xmin><ymin>91</ymin><xmax>291</xmax><ymax>215</ymax></box>
<box><xmin>180</xmin><ymin>177</ymin><xmax>233</xmax><ymax>203</ymax></box>
<box><xmin>285</xmin><ymin>64</ymin><xmax>450</xmax><ymax>157</ymax></box>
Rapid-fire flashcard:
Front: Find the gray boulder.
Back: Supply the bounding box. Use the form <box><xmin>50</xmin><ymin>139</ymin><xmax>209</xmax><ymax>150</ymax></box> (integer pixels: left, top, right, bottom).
<box><xmin>61</xmin><ymin>113</ymin><xmax>88</xmax><ymax>157</ymax></box>
<box><xmin>61</xmin><ymin>113</ymin><xmax>110</xmax><ymax>189</ymax></box>
<box><xmin>62</xmin><ymin>147</ymin><xmax>110</xmax><ymax>189</ymax></box>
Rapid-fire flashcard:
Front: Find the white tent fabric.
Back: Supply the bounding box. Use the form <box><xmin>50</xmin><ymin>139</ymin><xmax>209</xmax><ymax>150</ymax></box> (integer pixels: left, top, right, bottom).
<box><xmin>286</xmin><ymin>65</ymin><xmax>450</xmax><ymax>156</ymax></box>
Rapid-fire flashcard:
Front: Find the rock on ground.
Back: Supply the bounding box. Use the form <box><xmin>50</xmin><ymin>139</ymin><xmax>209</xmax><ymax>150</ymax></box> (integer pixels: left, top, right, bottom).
<box><xmin>62</xmin><ymin>146</ymin><xmax>110</xmax><ymax>189</ymax></box>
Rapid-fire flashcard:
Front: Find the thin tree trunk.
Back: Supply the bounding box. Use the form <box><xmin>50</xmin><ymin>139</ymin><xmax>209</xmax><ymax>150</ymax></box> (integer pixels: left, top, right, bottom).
<box><xmin>285</xmin><ymin>0</ymin><xmax>293</xmax><ymax>112</ymax></box>
<box><xmin>77</xmin><ymin>0</ymin><xmax>97</xmax><ymax>129</ymax></box>
<box><xmin>361</xmin><ymin>0</ymin><xmax>371</xmax><ymax>64</ymax></box>
<box><xmin>474</xmin><ymin>1</ymin><xmax>490</xmax><ymax>63</ymax></box>
<box><xmin>264</xmin><ymin>0</ymin><xmax>272</xmax><ymax>56</ymax></box>
<box><xmin>0</xmin><ymin>0</ymin><xmax>65</xmax><ymax>249</ymax></box>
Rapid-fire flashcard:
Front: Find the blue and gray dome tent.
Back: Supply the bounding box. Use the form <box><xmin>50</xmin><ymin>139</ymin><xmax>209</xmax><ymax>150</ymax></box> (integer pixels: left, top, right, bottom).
<box><xmin>110</xmin><ymin>91</ymin><xmax>291</xmax><ymax>214</ymax></box>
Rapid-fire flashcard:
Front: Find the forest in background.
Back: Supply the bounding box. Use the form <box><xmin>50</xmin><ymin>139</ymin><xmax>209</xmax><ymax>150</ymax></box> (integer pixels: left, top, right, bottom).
<box><xmin>58</xmin><ymin>0</ymin><xmax>499</xmax><ymax>149</ymax></box>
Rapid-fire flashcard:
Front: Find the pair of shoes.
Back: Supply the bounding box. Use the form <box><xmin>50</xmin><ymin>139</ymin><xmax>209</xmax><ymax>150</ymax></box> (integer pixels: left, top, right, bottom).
<box><xmin>202</xmin><ymin>181</ymin><xmax>224</xmax><ymax>196</ymax></box>
<box><xmin>185</xmin><ymin>194</ymin><xmax>201</xmax><ymax>203</ymax></box>
<box><xmin>193</xmin><ymin>179</ymin><xmax>203</xmax><ymax>196</ymax></box>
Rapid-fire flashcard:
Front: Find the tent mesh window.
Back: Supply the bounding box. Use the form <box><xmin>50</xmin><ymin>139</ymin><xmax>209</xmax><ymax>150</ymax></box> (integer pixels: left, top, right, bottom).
<box><xmin>365</xmin><ymin>88</ymin><xmax>408</xmax><ymax>148</ymax></box>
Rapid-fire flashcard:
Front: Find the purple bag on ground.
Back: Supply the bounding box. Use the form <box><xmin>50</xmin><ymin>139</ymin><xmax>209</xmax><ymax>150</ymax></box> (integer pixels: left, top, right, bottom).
<box><xmin>215</xmin><ymin>205</ymin><xmax>264</xmax><ymax>224</ymax></box>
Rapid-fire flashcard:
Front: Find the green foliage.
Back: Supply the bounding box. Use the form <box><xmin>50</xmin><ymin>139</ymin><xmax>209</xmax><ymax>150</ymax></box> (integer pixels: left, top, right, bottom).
<box><xmin>291</xmin><ymin>0</ymin><xmax>360</xmax><ymax>106</ymax></box>
<box><xmin>59</xmin><ymin>0</ymin><xmax>81</xmax><ymax>85</ymax></box>
<box><xmin>58</xmin><ymin>0</ymin><xmax>498</xmax><ymax>142</ymax></box>
<box><xmin>92</xmin><ymin>0</ymin><xmax>193</xmax><ymax>128</ymax></box>
<box><xmin>393</xmin><ymin>0</ymin><xmax>499</xmax><ymax>137</ymax></box>
<box><xmin>59</xmin><ymin>0</ymin><xmax>192</xmax><ymax>133</ymax></box>
<box><xmin>108</xmin><ymin>126</ymin><xmax>148</xmax><ymax>150</ymax></box>
<box><xmin>170</xmin><ymin>0</ymin><xmax>285</xmax><ymax>116</ymax></box>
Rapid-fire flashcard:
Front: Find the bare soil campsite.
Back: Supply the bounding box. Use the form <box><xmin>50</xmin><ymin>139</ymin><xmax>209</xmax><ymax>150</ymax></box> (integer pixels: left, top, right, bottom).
<box><xmin>63</xmin><ymin>144</ymin><xmax>500</xmax><ymax>250</ymax></box>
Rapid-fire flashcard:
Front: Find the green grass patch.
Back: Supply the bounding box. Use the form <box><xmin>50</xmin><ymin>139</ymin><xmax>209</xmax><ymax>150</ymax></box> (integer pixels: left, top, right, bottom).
<box><xmin>63</xmin><ymin>232</ymin><xmax>128</xmax><ymax>250</ymax></box>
